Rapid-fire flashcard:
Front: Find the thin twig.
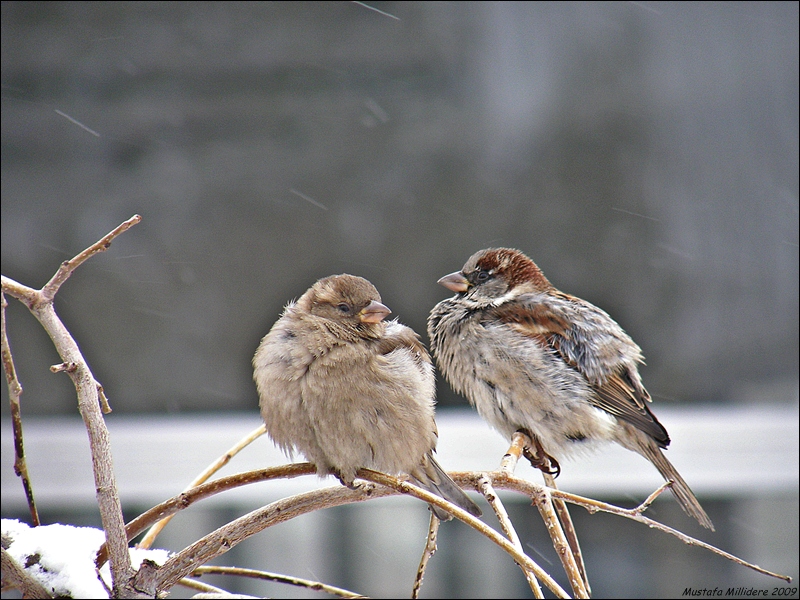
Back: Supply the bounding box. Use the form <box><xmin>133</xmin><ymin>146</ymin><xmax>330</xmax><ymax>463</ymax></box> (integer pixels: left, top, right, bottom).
<box><xmin>500</xmin><ymin>431</ymin><xmax>527</xmax><ymax>474</ymax></box>
<box><xmin>96</xmin><ymin>463</ymin><xmax>317</xmax><ymax>568</ymax></box>
<box><xmin>3</xmin><ymin>213</ymin><xmax>790</xmax><ymax>598</ymax></box>
<box><xmin>412</xmin><ymin>511</ymin><xmax>440</xmax><ymax>599</ymax></box>
<box><xmin>1</xmin><ymin>293</ymin><xmax>40</xmax><ymax>526</ymax></box>
<box><xmin>359</xmin><ymin>469</ymin><xmax>571</xmax><ymax>599</ymax></box>
<box><xmin>137</xmin><ymin>424</ymin><xmax>267</xmax><ymax>550</ymax></box>
<box><xmin>127</xmin><ymin>466</ymin><xmax>569</xmax><ymax>598</ymax></box>
<box><xmin>501</xmin><ymin>431</ymin><xmax>591</xmax><ymax>594</ymax></box>
<box><xmin>152</xmin><ymin>482</ymin><xmax>397</xmax><ymax>594</ymax></box>
<box><xmin>497</xmin><ymin>474</ymin><xmax>792</xmax><ymax>583</ymax></box>
<box><xmin>97</xmin><ymin>461</ymin><xmax>790</xmax><ymax>595</ymax></box>
<box><xmin>478</xmin><ymin>474</ymin><xmax>544</xmax><ymax>598</ymax></box>
<box><xmin>533</xmin><ymin>482</ymin><xmax>589</xmax><ymax>599</ymax></box>
<box><xmin>40</xmin><ymin>214</ymin><xmax>142</xmax><ymax>302</ymax></box>
<box><xmin>633</xmin><ymin>480</ymin><xmax>673</xmax><ymax>516</ymax></box>
<box><xmin>176</xmin><ymin>577</ymin><xmax>228</xmax><ymax>594</ymax></box>
<box><xmin>543</xmin><ymin>470</ymin><xmax>591</xmax><ymax>595</ymax></box>
<box><xmin>191</xmin><ymin>565</ymin><xmax>366</xmax><ymax>598</ymax></box>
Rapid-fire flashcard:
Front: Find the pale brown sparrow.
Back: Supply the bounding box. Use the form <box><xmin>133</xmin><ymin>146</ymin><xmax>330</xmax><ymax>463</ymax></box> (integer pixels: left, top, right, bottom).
<box><xmin>254</xmin><ymin>273</ymin><xmax>482</xmax><ymax>520</ymax></box>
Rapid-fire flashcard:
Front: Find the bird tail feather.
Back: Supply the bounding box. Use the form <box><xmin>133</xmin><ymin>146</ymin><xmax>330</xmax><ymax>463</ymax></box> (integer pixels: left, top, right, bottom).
<box><xmin>638</xmin><ymin>441</ymin><xmax>714</xmax><ymax>531</ymax></box>
<box><xmin>413</xmin><ymin>454</ymin><xmax>483</xmax><ymax>521</ymax></box>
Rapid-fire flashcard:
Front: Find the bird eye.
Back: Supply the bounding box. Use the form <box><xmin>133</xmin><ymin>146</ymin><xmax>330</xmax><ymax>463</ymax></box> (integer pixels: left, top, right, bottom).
<box><xmin>336</xmin><ymin>303</ymin><xmax>351</xmax><ymax>313</ymax></box>
<box><xmin>476</xmin><ymin>270</ymin><xmax>490</xmax><ymax>282</ymax></box>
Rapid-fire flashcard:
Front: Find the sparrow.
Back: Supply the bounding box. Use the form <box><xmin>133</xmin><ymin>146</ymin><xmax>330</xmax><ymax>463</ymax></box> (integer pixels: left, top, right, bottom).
<box><xmin>253</xmin><ymin>273</ymin><xmax>482</xmax><ymax>521</ymax></box>
<box><xmin>427</xmin><ymin>248</ymin><xmax>713</xmax><ymax>530</ymax></box>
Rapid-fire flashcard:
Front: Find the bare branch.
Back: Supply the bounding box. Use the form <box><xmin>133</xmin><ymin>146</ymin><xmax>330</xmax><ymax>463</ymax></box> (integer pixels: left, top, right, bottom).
<box><xmin>358</xmin><ymin>469</ymin><xmax>571</xmax><ymax>599</ymax></box>
<box><xmin>1</xmin><ymin>293</ymin><xmax>40</xmax><ymax>526</ymax></box>
<box><xmin>4</xmin><ymin>214</ymin><xmax>791</xmax><ymax>598</ymax></box>
<box><xmin>40</xmin><ymin>214</ymin><xmax>142</xmax><ymax>301</ymax></box>
<box><xmin>0</xmin><ymin>276</ymin><xmax>38</xmax><ymax>305</ymax></box>
<box><xmin>543</xmin><ymin>471</ymin><xmax>590</xmax><ymax>595</ymax></box>
<box><xmin>634</xmin><ymin>480</ymin><xmax>673</xmax><ymax>515</ymax></box>
<box><xmin>34</xmin><ymin>273</ymin><xmax>134</xmax><ymax>596</ymax></box>
<box><xmin>138</xmin><ymin>424</ymin><xmax>267</xmax><ymax>550</ymax></box>
<box><xmin>494</xmin><ymin>473</ymin><xmax>792</xmax><ymax>583</ymax></box>
<box><xmin>176</xmin><ymin>577</ymin><xmax>229</xmax><ymax>595</ymax></box>
<box><xmin>500</xmin><ymin>430</ymin><xmax>527</xmax><ymax>474</ymax></box>
<box><xmin>1</xmin><ymin>546</ymin><xmax>53</xmax><ymax>598</ymax></box>
<box><xmin>502</xmin><ymin>430</ymin><xmax>591</xmax><ymax>595</ymax></box>
<box><xmin>1</xmin><ymin>215</ymin><xmax>144</xmax><ymax>598</ymax></box>
<box><xmin>191</xmin><ymin>565</ymin><xmax>366</xmax><ymax>598</ymax></box>
<box><xmin>533</xmin><ymin>483</ymin><xmax>588</xmax><ymax>598</ymax></box>
<box><xmin>95</xmin><ymin>459</ymin><xmax>790</xmax><ymax>595</ymax></box>
<box><xmin>151</xmin><ymin>468</ymin><xmax>572</xmax><ymax>597</ymax></box>
<box><xmin>100</xmin><ymin>464</ymin><xmax>570</xmax><ymax>597</ymax></box>
<box><xmin>479</xmin><ymin>473</ymin><xmax>544</xmax><ymax>598</ymax></box>
<box><xmin>152</xmin><ymin>482</ymin><xmax>397</xmax><ymax>593</ymax></box>
<box><xmin>412</xmin><ymin>512</ymin><xmax>440</xmax><ymax>599</ymax></box>
<box><xmin>96</xmin><ymin>463</ymin><xmax>317</xmax><ymax>568</ymax></box>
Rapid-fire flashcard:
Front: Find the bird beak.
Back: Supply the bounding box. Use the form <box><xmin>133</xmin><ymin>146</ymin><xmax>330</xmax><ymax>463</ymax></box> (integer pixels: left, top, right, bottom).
<box><xmin>359</xmin><ymin>300</ymin><xmax>391</xmax><ymax>323</ymax></box>
<box><xmin>437</xmin><ymin>272</ymin><xmax>470</xmax><ymax>293</ymax></box>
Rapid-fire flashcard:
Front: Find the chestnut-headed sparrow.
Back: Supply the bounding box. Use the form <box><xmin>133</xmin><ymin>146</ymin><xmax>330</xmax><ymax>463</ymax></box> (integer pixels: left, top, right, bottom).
<box><xmin>427</xmin><ymin>248</ymin><xmax>713</xmax><ymax>530</ymax></box>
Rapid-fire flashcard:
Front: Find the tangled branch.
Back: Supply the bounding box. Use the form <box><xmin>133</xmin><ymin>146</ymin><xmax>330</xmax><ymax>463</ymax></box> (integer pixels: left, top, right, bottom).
<box><xmin>1</xmin><ymin>215</ymin><xmax>792</xmax><ymax>599</ymax></box>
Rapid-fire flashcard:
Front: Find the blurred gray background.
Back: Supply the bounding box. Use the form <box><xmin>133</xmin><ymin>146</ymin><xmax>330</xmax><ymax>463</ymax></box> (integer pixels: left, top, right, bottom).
<box><xmin>1</xmin><ymin>2</ymin><xmax>798</xmax><ymax>598</ymax></box>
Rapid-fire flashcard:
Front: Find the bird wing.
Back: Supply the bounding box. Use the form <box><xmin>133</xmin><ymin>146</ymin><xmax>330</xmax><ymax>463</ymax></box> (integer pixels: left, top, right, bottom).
<box><xmin>488</xmin><ymin>293</ymin><xmax>670</xmax><ymax>447</ymax></box>
<box><xmin>373</xmin><ymin>321</ymin><xmax>433</xmax><ymax>367</ymax></box>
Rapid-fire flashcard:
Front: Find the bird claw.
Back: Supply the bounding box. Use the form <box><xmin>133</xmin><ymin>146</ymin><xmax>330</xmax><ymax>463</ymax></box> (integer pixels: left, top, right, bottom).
<box><xmin>520</xmin><ymin>433</ymin><xmax>561</xmax><ymax>477</ymax></box>
<box><xmin>332</xmin><ymin>470</ymin><xmax>359</xmax><ymax>489</ymax></box>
